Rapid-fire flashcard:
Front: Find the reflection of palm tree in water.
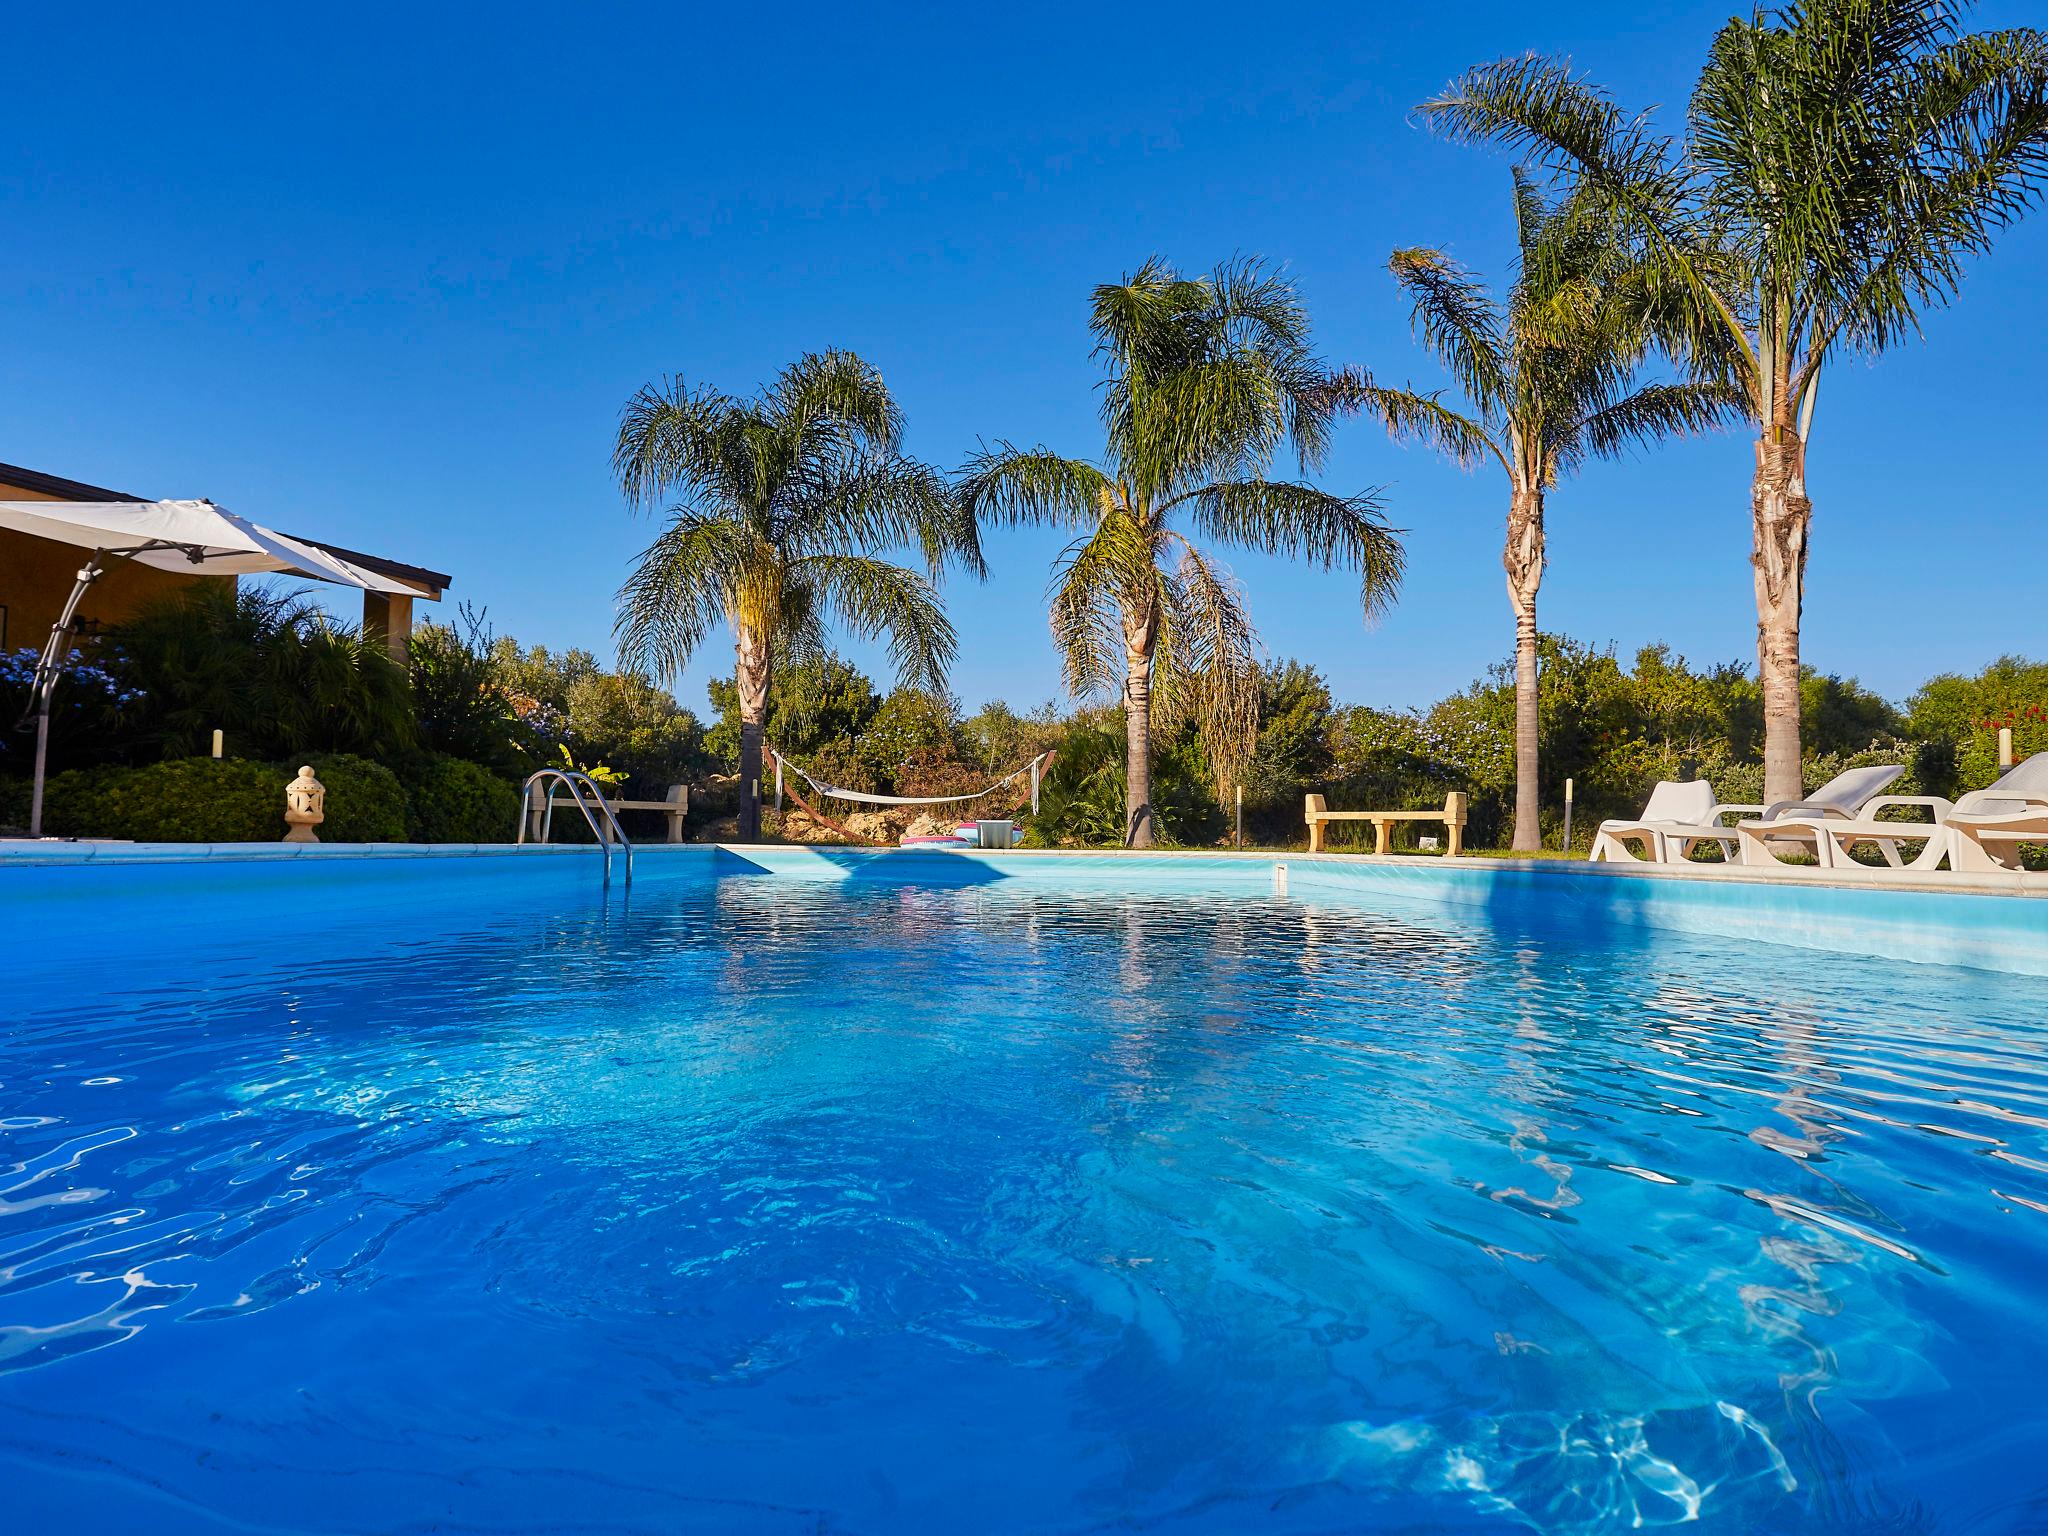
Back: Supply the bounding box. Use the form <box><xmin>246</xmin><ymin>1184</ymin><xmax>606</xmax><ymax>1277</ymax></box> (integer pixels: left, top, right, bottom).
<box><xmin>1643</xmin><ymin>979</ymin><xmax>1932</xmax><ymax>1531</ymax></box>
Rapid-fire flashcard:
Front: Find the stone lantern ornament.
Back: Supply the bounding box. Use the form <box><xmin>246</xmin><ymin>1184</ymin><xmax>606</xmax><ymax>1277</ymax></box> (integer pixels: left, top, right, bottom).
<box><xmin>284</xmin><ymin>765</ymin><xmax>326</xmax><ymax>843</ymax></box>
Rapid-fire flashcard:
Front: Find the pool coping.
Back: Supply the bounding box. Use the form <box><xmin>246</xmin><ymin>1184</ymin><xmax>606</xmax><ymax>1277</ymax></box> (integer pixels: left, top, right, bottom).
<box><xmin>2</xmin><ymin>835</ymin><xmax>2042</xmax><ymax>900</ymax></box>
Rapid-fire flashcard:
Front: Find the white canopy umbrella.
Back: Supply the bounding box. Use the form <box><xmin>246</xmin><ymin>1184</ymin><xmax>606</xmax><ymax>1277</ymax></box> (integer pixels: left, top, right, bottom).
<box><xmin>0</xmin><ymin>498</ymin><xmax>416</xmax><ymax>590</ymax></box>
<box><xmin>0</xmin><ymin>498</ymin><xmax>413</xmax><ymax>836</ymax></box>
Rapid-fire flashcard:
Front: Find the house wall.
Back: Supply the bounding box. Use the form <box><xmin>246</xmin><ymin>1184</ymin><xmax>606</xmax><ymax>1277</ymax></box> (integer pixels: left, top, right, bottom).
<box><xmin>0</xmin><ymin>478</ymin><xmax>229</xmax><ymax>650</ymax></box>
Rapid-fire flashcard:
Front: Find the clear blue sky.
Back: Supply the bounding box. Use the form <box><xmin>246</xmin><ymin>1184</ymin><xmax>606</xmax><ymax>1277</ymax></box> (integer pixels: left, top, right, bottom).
<box><xmin>6</xmin><ymin>3</ymin><xmax>2042</xmax><ymax>720</ymax></box>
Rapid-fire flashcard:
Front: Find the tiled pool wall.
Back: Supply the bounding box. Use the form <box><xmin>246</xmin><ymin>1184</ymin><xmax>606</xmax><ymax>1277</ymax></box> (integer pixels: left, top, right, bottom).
<box><xmin>4</xmin><ymin>841</ymin><xmax>2045</xmax><ymax>977</ymax></box>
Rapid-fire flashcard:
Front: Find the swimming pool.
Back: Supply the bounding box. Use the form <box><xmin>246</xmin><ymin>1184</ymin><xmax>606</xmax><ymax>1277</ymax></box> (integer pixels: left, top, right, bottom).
<box><xmin>4</xmin><ymin>848</ymin><xmax>2046</xmax><ymax>1532</ymax></box>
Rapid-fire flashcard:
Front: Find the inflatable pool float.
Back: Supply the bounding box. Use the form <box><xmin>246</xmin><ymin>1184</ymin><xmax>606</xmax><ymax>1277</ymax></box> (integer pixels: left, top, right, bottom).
<box><xmin>900</xmin><ymin>821</ymin><xmax>1021</xmax><ymax>849</ymax></box>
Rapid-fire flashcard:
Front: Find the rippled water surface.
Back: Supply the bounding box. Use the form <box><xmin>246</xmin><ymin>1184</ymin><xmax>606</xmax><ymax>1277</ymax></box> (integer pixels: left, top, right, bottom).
<box><xmin>4</xmin><ymin>859</ymin><xmax>2048</xmax><ymax>1534</ymax></box>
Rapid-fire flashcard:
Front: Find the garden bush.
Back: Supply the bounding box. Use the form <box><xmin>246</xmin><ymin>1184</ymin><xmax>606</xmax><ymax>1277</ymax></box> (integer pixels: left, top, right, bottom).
<box><xmin>1022</xmin><ymin>714</ymin><xmax>1223</xmax><ymax>848</ymax></box>
<box><xmin>42</xmin><ymin>758</ymin><xmax>281</xmax><ymax>841</ymax></box>
<box><xmin>0</xmin><ymin>773</ymin><xmax>34</xmax><ymax>830</ymax></box>
<box><xmin>405</xmin><ymin>753</ymin><xmax>521</xmax><ymax>843</ymax></box>
<box><xmin>36</xmin><ymin>754</ymin><xmax>409</xmax><ymax>842</ymax></box>
<box><xmin>302</xmin><ymin>753</ymin><xmax>408</xmax><ymax>841</ymax></box>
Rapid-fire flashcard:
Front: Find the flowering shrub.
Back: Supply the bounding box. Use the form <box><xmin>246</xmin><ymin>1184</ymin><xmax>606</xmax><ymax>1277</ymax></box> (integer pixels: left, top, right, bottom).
<box><xmin>0</xmin><ymin>646</ymin><xmax>144</xmax><ymax>704</ymax></box>
<box><xmin>0</xmin><ymin>646</ymin><xmax>147</xmax><ymax>775</ymax></box>
<box><xmin>1969</xmin><ymin>703</ymin><xmax>2048</xmax><ymax>782</ymax></box>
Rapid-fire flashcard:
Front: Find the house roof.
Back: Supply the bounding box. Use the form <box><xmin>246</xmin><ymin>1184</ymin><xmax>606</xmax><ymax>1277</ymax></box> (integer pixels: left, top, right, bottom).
<box><xmin>0</xmin><ymin>459</ymin><xmax>451</xmax><ymax>598</ymax></box>
<box><xmin>0</xmin><ymin>460</ymin><xmax>144</xmax><ymax>502</ymax></box>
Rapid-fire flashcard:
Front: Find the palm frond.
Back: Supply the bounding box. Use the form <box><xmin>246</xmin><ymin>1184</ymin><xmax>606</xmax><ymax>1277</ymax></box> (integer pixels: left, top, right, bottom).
<box><xmin>1046</xmin><ymin>512</ymin><xmax>1156</xmax><ymax>702</ymax></box>
<box><xmin>791</xmin><ymin>552</ymin><xmax>957</xmax><ymax>695</ymax></box>
<box><xmin>957</xmin><ymin>442</ymin><xmax>1112</xmax><ymax>530</ymax></box>
<box><xmin>1564</xmin><ymin>380</ymin><xmax>1751</xmax><ymax>473</ymax></box>
<box><xmin>1323</xmin><ymin>369</ymin><xmax>1503</xmax><ymax>473</ymax></box>
<box><xmin>1168</xmin><ymin>478</ymin><xmax>1405</xmax><ymax>620</ymax></box>
<box><xmin>613</xmin><ymin>514</ymin><xmax>762</xmax><ymax>682</ymax></box>
<box><xmin>1207</xmin><ymin>255</ymin><xmax>1341</xmax><ymax>470</ymax></box>
<box><xmin>1420</xmin><ymin>55</ymin><xmax>1757</xmax><ymax>381</ymax></box>
<box><xmin>795</xmin><ymin>453</ymin><xmax>984</xmax><ymax>580</ymax></box>
<box><xmin>1152</xmin><ymin>536</ymin><xmax>1261</xmax><ymax>790</ymax></box>
<box><xmin>612</xmin><ymin>377</ymin><xmax>739</xmax><ymax>510</ymax></box>
<box><xmin>772</xmin><ymin>580</ymin><xmax>832</xmax><ymax>672</ymax></box>
<box><xmin>765</xmin><ymin>349</ymin><xmax>905</xmax><ymax>455</ymax></box>
<box><xmin>1387</xmin><ymin>247</ymin><xmax>1512</xmax><ymax>410</ymax></box>
<box><xmin>1092</xmin><ymin>255</ymin><xmax>1347</xmax><ymax>497</ymax></box>
<box><xmin>1798</xmin><ymin>23</ymin><xmax>2048</xmax><ymax>377</ymax></box>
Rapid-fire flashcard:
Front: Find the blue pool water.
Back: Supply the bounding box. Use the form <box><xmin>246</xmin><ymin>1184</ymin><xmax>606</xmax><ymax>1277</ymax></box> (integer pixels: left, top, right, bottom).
<box><xmin>4</xmin><ymin>852</ymin><xmax>2047</xmax><ymax>1533</ymax></box>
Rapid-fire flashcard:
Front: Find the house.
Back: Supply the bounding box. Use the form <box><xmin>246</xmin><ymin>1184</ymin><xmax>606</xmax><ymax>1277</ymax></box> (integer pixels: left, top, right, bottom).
<box><xmin>0</xmin><ymin>460</ymin><xmax>450</xmax><ymax>657</ymax></box>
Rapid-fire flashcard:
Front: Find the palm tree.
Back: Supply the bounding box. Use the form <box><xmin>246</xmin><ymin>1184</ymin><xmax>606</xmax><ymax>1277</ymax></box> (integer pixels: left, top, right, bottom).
<box><xmin>1341</xmin><ymin>175</ymin><xmax>1740</xmax><ymax>850</ymax></box>
<box><xmin>963</xmin><ymin>257</ymin><xmax>1404</xmax><ymax>847</ymax></box>
<box><xmin>1421</xmin><ymin>0</ymin><xmax>2048</xmax><ymax>803</ymax></box>
<box><xmin>613</xmin><ymin>350</ymin><xmax>978</xmax><ymax>840</ymax></box>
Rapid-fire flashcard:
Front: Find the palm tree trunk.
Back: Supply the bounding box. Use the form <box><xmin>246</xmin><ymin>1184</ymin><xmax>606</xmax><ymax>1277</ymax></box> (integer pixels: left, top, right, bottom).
<box><xmin>1752</xmin><ymin>435</ymin><xmax>1810</xmax><ymax>807</ymax></box>
<box><xmin>1122</xmin><ymin>603</ymin><xmax>1159</xmax><ymax>848</ymax></box>
<box><xmin>734</xmin><ymin>621</ymin><xmax>771</xmax><ymax>842</ymax></box>
<box><xmin>1505</xmin><ymin>487</ymin><xmax>1545</xmax><ymax>852</ymax></box>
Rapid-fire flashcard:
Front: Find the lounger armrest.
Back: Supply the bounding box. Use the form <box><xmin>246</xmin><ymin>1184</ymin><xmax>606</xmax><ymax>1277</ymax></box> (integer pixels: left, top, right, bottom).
<box><xmin>1950</xmin><ymin>791</ymin><xmax>2048</xmax><ymax>819</ymax></box>
<box><xmin>1760</xmin><ymin>799</ymin><xmax>1852</xmax><ymax>822</ymax></box>
<box><xmin>1700</xmin><ymin>803</ymin><xmax>1766</xmax><ymax>826</ymax></box>
<box><xmin>1856</xmin><ymin>795</ymin><xmax>1952</xmax><ymax>824</ymax></box>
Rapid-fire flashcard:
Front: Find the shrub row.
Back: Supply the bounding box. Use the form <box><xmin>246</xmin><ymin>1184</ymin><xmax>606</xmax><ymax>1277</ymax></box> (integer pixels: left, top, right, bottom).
<box><xmin>6</xmin><ymin>752</ymin><xmax>520</xmax><ymax>843</ymax></box>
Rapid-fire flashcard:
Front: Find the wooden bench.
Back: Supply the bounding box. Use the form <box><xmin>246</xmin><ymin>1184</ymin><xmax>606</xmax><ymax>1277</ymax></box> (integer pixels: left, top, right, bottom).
<box><xmin>526</xmin><ymin>784</ymin><xmax>690</xmax><ymax>843</ymax></box>
<box><xmin>1305</xmin><ymin>791</ymin><xmax>1468</xmax><ymax>856</ymax></box>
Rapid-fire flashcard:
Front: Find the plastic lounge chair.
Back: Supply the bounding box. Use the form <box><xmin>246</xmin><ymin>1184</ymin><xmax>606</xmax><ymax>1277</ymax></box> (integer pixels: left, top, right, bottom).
<box><xmin>1765</xmin><ymin>755</ymin><xmax>2048</xmax><ymax>873</ymax></box>
<box><xmin>1947</xmin><ymin>755</ymin><xmax>2048</xmax><ymax>872</ymax></box>
<box><xmin>1728</xmin><ymin>764</ymin><xmax>1911</xmax><ymax>868</ymax></box>
<box><xmin>1588</xmin><ymin>780</ymin><xmax>1731</xmax><ymax>864</ymax></box>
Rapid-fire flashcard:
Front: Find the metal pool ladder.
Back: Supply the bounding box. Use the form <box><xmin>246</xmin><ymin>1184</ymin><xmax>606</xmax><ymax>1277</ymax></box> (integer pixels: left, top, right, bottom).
<box><xmin>517</xmin><ymin>769</ymin><xmax>634</xmax><ymax>885</ymax></box>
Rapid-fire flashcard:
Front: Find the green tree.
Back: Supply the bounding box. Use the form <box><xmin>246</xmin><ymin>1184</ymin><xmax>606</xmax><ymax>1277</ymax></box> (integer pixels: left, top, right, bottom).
<box><xmin>612</xmin><ymin>351</ymin><xmax>981</xmax><ymax>839</ymax></box>
<box><xmin>1424</xmin><ymin>1</ymin><xmax>2048</xmax><ymax>803</ymax></box>
<box><xmin>564</xmin><ymin>671</ymin><xmax>706</xmax><ymax>796</ymax></box>
<box><xmin>963</xmin><ymin>257</ymin><xmax>1404</xmax><ymax>846</ymax></box>
<box><xmin>1242</xmin><ymin>660</ymin><xmax>1337</xmax><ymax>817</ymax></box>
<box><xmin>861</xmin><ymin>688</ymin><xmax>961</xmax><ymax>777</ymax></box>
<box><xmin>1907</xmin><ymin>655</ymin><xmax>2048</xmax><ymax>793</ymax></box>
<box><xmin>960</xmin><ymin>699</ymin><xmax>1064</xmax><ymax>775</ymax></box>
<box><xmin>1345</xmin><ymin>177</ymin><xmax>1738</xmax><ymax>848</ymax></box>
<box><xmin>705</xmin><ymin>653</ymin><xmax>882</xmax><ymax>768</ymax></box>
<box><xmin>1800</xmin><ymin>671</ymin><xmax>1904</xmax><ymax>757</ymax></box>
<box><xmin>410</xmin><ymin>619</ymin><xmax>533</xmax><ymax>777</ymax></box>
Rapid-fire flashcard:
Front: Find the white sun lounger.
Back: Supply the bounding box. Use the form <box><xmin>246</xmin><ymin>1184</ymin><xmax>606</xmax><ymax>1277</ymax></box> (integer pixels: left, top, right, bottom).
<box><xmin>1719</xmin><ymin>764</ymin><xmax>1906</xmax><ymax>867</ymax></box>
<box><xmin>1743</xmin><ymin>754</ymin><xmax>2048</xmax><ymax>873</ymax></box>
<box><xmin>1948</xmin><ymin>756</ymin><xmax>2048</xmax><ymax>872</ymax></box>
<box><xmin>1596</xmin><ymin>766</ymin><xmax>1906</xmax><ymax>867</ymax></box>
<box><xmin>1589</xmin><ymin>780</ymin><xmax>1736</xmax><ymax>864</ymax></box>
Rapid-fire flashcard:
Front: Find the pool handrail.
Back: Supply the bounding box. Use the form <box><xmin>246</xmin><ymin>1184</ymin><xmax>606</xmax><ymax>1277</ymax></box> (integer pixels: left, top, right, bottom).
<box><xmin>517</xmin><ymin>769</ymin><xmax>633</xmax><ymax>884</ymax></box>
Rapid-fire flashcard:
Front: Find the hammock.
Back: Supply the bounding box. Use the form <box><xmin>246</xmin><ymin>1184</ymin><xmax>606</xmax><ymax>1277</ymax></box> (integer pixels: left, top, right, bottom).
<box><xmin>768</xmin><ymin>748</ymin><xmax>1053</xmax><ymax>816</ymax></box>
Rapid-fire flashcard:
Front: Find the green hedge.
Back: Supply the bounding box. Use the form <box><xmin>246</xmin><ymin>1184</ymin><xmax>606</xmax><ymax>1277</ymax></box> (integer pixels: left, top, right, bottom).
<box><xmin>0</xmin><ymin>774</ymin><xmax>29</xmax><ymax>832</ymax></box>
<box><xmin>406</xmin><ymin>753</ymin><xmax>520</xmax><ymax>842</ymax></box>
<box><xmin>43</xmin><ymin>758</ymin><xmax>282</xmax><ymax>841</ymax></box>
<box><xmin>38</xmin><ymin>754</ymin><xmax>411</xmax><ymax>843</ymax></box>
<box><xmin>301</xmin><ymin>754</ymin><xmax>408</xmax><ymax>842</ymax></box>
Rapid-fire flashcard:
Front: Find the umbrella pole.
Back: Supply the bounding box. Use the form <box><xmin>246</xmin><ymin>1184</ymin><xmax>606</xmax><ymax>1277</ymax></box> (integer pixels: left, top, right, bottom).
<box><xmin>28</xmin><ymin>696</ymin><xmax>51</xmax><ymax>836</ymax></box>
<box><xmin>24</xmin><ymin>553</ymin><xmax>111</xmax><ymax>838</ymax></box>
